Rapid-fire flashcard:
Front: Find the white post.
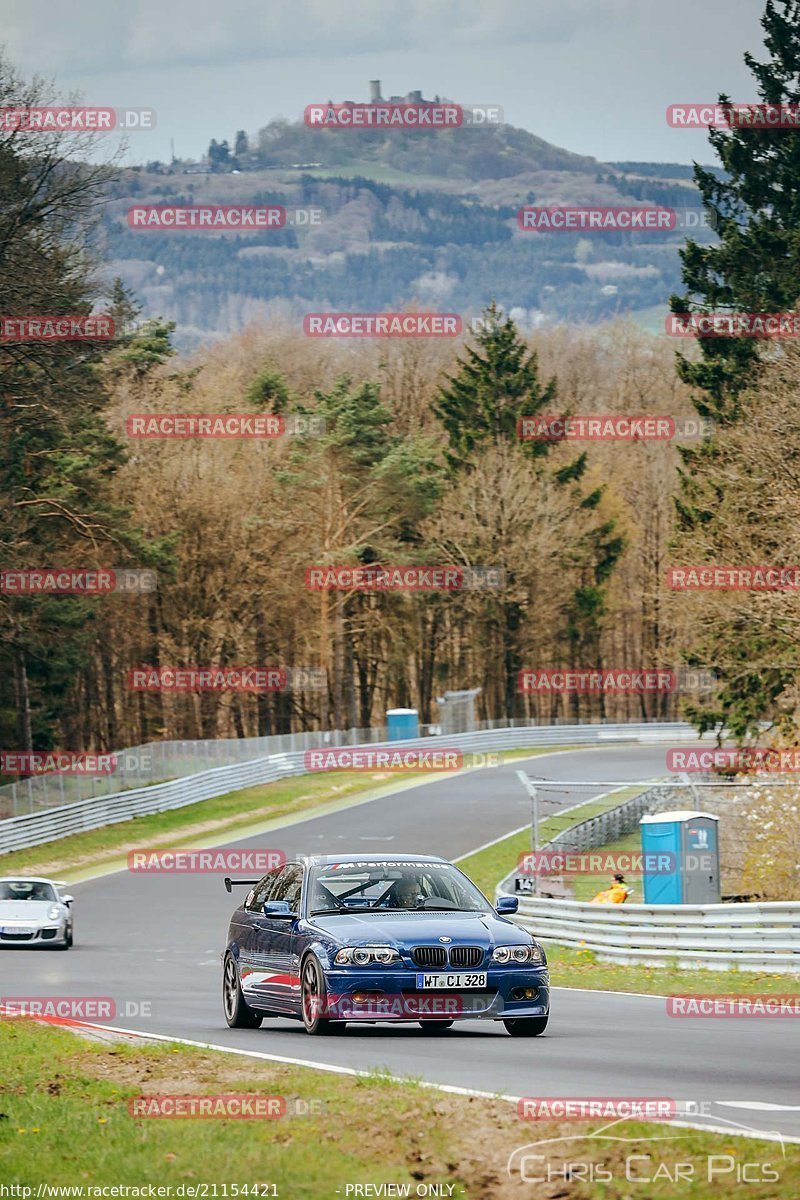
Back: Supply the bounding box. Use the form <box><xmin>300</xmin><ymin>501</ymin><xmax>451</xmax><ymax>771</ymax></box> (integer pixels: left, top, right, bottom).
<box><xmin>516</xmin><ymin>770</ymin><xmax>539</xmax><ymax>897</ymax></box>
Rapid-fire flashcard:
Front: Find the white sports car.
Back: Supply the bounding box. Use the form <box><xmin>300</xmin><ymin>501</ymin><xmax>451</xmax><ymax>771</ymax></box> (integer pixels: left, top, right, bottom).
<box><xmin>0</xmin><ymin>877</ymin><xmax>74</xmax><ymax>948</ymax></box>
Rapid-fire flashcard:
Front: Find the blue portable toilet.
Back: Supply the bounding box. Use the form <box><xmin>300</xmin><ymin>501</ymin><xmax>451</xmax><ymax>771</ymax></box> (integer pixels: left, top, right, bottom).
<box><xmin>640</xmin><ymin>810</ymin><xmax>720</xmax><ymax>904</ymax></box>
<box><xmin>386</xmin><ymin>708</ymin><xmax>419</xmax><ymax>741</ymax></box>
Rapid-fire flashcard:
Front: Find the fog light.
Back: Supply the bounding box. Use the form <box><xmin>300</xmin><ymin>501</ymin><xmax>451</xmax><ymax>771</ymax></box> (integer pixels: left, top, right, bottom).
<box><xmin>511</xmin><ymin>986</ymin><xmax>539</xmax><ymax>1001</ymax></box>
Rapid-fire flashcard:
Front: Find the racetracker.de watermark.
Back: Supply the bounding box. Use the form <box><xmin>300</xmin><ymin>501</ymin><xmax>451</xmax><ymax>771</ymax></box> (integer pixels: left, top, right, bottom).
<box><xmin>667</xmin><ymin>312</ymin><xmax>800</xmax><ymax>337</ymax></box>
<box><xmin>127</xmin><ymin>666</ymin><xmax>327</xmax><ymax>692</ymax></box>
<box><xmin>127</xmin><ymin>205</ymin><xmax>300</xmax><ymax>230</ymax></box>
<box><xmin>0</xmin><ymin>569</ymin><xmax>156</xmax><ymax>593</ymax></box>
<box><xmin>1</xmin><ymin>997</ymin><xmax>153</xmax><ymax>1023</ymax></box>
<box><xmin>517</xmin><ymin>669</ymin><xmax>717</xmax><ymax>694</ymax></box>
<box><xmin>125</xmin><ymin>413</ymin><xmax>326</xmax><ymax>438</ymax></box>
<box><xmin>305</xmin><ymin>565</ymin><xmax>504</xmax><ymax>590</ymax></box>
<box><xmin>303</xmin><ymin>747</ymin><xmax>469</xmax><ymax>772</ymax></box>
<box><xmin>517</xmin><ymin>850</ymin><xmax>677</xmax><ymax>876</ymax></box>
<box><xmin>517</xmin><ymin>415</ymin><xmax>714</xmax><ymax>442</ymax></box>
<box><xmin>303</xmin><ymin>312</ymin><xmax>461</xmax><ymax>337</ymax></box>
<box><xmin>517</xmin><ymin>1098</ymin><xmax>677</xmax><ymax>1120</ymax></box>
<box><xmin>667</xmin><ymin>995</ymin><xmax>800</xmax><ymax>1016</ymax></box>
<box><xmin>667</xmin><ymin>102</ymin><xmax>800</xmax><ymax>128</ymax></box>
<box><xmin>0</xmin><ymin>107</ymin><xmax>155</xmax><ymax>131</ymax></box>
<box><xmin>305</xmin><ymin>101</ymin><xmax>503</xmax><ymax>127</ymax></box>
<box><xmin>0</xmin><ymin>315</ymin><xmax>114</xmax><ymax>341</ymax></box>
<box><xmin>0</xmin><ymin>751</ymin><xmax>116</xmax><ymax>776</ymax></box>
<box><xmin>309</xmin><ymin>993</ymin><xmax>478</xmax><ymax>1018</ymax></box>
<box><xmin>129</xmin><ymin>1094</ymin><xmax>286</xmax><ymax>1119</ymax></box>
<box><xmin>518</xmin><ymin>206</ymin><xmax>717</xmax><ymax>232</ymax></box>
<box><xmin>305</xmin><ymin>102</ymin><xmax>464</xmax><ymax>128</ymax></box>
<box><xmin>1</xmin><ymin>997</ymin><xmax>115</xmax><ymax>1020</ymax></box>
<box><xmin>666</xmin><ymin>746</ymin><xmax>800</xmax><ymax>773</ymax></box>
<box><xmin>127</xmin><ymin>849</ymin><xmax>285</xmax><ymax>873</ymax></box>
<box><xmin>667</xmin><ymin>565</ymin><xmax>800</xmax><ymax>590</ymax></box>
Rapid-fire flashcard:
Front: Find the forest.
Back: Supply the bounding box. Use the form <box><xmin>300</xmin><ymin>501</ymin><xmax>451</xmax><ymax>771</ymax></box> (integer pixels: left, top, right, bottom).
<box><xmin>3</xmin><ymin>0</ymin><xmax>800</xmax><ymax>759</ymax></box>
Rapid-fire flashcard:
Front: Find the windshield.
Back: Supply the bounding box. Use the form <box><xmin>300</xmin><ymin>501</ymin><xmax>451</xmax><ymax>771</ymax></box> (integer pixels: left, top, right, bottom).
<box><xmin>0</xmin><ymin>880</ymin><xmax>56</xmax><ymax>902</ymax></box>
<box><xmin>308</xmin><ymin>861</ymin><xmax>490</xmax><ymax>914</ymax></box>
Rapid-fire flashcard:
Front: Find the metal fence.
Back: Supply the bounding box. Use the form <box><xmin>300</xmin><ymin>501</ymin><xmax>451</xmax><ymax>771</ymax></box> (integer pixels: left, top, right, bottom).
<box><xmin>542</xmin><ymin>784</ymin><xmax>687</xmax><ymax>852</ymax></box>
<box><xmin>0</xmin><ymin>726</ymin><xmax>393</xmax><ymax>820</ymax></box>
<box><xmin>0</xmin><ymin>716</ymin><xmax>693</xmax><ymax>820</ymax></box>
<box><xmin>0</xmin><ymin>721</ymin><xmax>701</xmax><ymax>855</ymax></box>
<box><xmin>497</xmin><ymin>781</ymin><xmax>800</xmax><ymax>972</ymax></box>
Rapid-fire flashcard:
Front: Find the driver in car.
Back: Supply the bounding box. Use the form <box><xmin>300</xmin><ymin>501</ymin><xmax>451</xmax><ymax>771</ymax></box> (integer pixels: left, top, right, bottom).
<box><xmin>390</xmin><ymin>875</ymin><xmax>424</xmax><ymax>909</ymax></box>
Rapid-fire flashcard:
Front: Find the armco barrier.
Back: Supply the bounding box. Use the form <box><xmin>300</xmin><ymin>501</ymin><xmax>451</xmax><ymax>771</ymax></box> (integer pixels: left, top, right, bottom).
<box><xmin>0</xmin><ymin>721</ymin><xmax>700</xmax><ymax>855</ymax></box>
<box><xmin>0</xmin><ymin>717</ymin><xmax>691</xmax><ymax>819</ymax></box>
<box><xmin>498</xmin><ymin>892</ymin><xmax>800</xmax><ymax>972</ymax></box>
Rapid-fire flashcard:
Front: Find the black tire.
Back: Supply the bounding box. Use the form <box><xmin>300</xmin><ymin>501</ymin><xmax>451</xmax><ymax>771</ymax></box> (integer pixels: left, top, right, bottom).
<box><xmin>503</xmin><ymin>1015</ymin><xmax>548</xmax><ymax>1037</ymax></box>
<box><xmin>65</xmin><ymin>927</ymin><xmax>73</xmax><ymax>948</ymax></box>
<box><xmin>223</xmin><ymin>951</ymin><xmax>263</xmax><ymax>1028</ymax></box>
<box><xmin>419</xmin><ymin>1020</ymin><xmax>454</xmax><ymax>1034</ymax></box>
<box><xmin>301</xmin><ymin>955</ymin><xmax>344</xmax><ymax>1035</ymax></box>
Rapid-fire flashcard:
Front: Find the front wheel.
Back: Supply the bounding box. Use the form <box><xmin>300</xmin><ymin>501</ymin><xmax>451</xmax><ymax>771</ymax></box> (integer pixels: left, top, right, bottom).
<box><xmin>301</xmin><ymin>956</ymin><xmax>344</xmax><ymax>1035</ymax></box>
<box><xmin>419</xmin><ymin>1020</ymin><xmax>454</xmax><ymax>1034</ymax></box>
<box><xmin>223</xmin><ymin>952</ymin><xmax>263</xmax><ymax>1028</ymax></box>
<box><xmin>503</xmin><ymin>1015</ymin><xmax>548</xmax><ymax>1037</ymax></box>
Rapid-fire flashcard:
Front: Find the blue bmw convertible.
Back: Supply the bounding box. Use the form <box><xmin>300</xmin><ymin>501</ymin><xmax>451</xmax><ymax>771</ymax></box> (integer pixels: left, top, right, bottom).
<box><xmin>222</xmin><ymin>853</ymin><xmax>549</xmax><ymax>1036</ymax></box>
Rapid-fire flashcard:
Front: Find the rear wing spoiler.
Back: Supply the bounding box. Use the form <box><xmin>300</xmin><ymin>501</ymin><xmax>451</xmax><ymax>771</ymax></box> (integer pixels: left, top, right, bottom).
<box><xmin>224</xmin><ymin>877</ymin><xmax>261</xmax><ymax>894</ymax></box>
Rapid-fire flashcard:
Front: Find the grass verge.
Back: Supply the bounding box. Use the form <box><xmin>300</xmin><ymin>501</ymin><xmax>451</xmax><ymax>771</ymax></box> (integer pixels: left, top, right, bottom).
<box><xmin>0</xmin><ymin>1018</ymin><xmax>796</xmax><ymax>1199</ymax></box>
<box><xmin>545</xmin><ymin>941</ymin><xmax>800</xmax><ymax>995</ymax></box>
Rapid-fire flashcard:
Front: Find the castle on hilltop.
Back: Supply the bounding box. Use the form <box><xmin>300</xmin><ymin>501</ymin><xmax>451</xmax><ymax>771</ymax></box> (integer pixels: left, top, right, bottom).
<box><xmin>335</xmin><ymin>81</ymin><xmax>448</xmax><ymax>106</ymax></box>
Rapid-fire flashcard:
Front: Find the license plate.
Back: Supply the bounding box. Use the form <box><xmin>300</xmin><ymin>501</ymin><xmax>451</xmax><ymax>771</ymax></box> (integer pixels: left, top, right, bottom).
<box><xmin>1</xmin><ymin>927</ymin><xmax>34</xmax><ymax>935</ymax></box>
<box><xmin>416</xmin><ymin>972</ymin><xmax>487</xmax><ymax>989</ymax></box>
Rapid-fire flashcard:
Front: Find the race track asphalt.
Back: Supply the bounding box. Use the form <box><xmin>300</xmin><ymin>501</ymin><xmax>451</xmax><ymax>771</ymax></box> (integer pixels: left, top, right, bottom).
<box><xmin>2</xmin><ymin>743</ymin><xmax>797</xmax><ymax>1142</ymax></box>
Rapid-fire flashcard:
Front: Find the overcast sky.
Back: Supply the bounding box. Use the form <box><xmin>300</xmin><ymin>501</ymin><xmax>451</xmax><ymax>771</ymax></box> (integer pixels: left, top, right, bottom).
<box><xmin>3</xmin><ymin>0</ymin><xmax>768</xmax><ymax>165</ymax></box>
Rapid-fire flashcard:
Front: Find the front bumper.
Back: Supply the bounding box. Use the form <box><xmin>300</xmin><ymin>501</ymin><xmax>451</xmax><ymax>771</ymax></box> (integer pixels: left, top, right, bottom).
<box><xmin>0</xmin><ymin>921</ymin><xmax>69</xmax><ymax>946</ymax></box>
<box><xmin>322</xmin><ymin>965</ymin><xmax>550</xmax><ymax>1020</ymax></box>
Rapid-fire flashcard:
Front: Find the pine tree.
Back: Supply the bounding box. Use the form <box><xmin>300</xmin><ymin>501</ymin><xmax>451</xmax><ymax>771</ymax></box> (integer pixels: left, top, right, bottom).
<box><xmin>670</xmin><ymin>0</ymin><xmax>800</xmax><ymax>424</ymax></box>
<box><xmin>669</xmin><ymin>1</ymin><xmax>800</xmax><ymax>734</ymax></box>
<box><xmin>433</xmin><ymin>301</ymin><xmax>556</xmax><ymax>470</ymax></box>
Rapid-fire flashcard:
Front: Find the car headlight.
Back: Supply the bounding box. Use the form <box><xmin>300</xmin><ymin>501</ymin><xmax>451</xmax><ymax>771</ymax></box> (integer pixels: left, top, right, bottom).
<box><xmin>47</xmin><ymin>906</ymin><xmax>62</xmax><ymax>921</ymax></box>
<box><xmin>334</xmin><ymin>945</ymin><xmax>400</xmax><ymax>966</ymax></box>
<box><xmin>492</xmin><ymin>944</ymin><xmax>544</xmax><ymax>964</ymax></box>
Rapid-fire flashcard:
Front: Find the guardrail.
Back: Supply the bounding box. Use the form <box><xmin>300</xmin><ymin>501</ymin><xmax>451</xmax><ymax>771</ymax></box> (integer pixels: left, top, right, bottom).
<box><xmin>0</xmin><ymin>721</ymin><xmax>701</xmax><ymax>856</ymax></box>
<box><xmin>0</xmin><ymin>716</ymin><xmax>699</xmax><ymax>820</ymax></box>
<box><xmin>499</xmin><ymin>892</ymin><xmax>800</xmax><ymax>972</ymax></box>
<box><xmin>497</xmin><ymin>780</ymin><xmax>800</xmax><ymax>972</ymax></box>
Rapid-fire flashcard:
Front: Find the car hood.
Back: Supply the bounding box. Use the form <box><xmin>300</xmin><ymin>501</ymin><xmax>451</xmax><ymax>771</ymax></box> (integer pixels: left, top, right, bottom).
<box><xmin>309</xmin><ymin>910</ymin><xmax>531</xmax><ymax>948</ymax></box>
<box><xmin>0</xmin><ymin>901</ymin><xmax>54</xmax><ymax>921</ymax></box>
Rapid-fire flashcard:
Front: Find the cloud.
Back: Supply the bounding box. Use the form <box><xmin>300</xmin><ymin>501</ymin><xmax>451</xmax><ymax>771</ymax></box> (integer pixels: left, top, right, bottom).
<box><xmin>3</xmin><ymin>0</ymin><xmax>637</xmax><ymax>75</ymax></box>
